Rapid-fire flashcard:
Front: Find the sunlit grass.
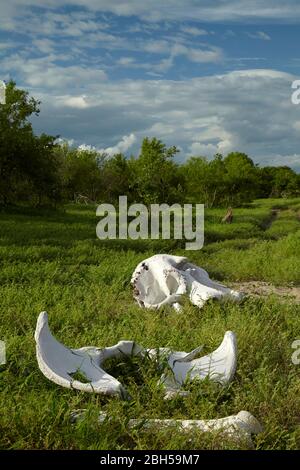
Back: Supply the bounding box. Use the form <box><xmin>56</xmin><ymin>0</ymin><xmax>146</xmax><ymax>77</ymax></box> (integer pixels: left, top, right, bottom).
<box><xmin>0</xmin><ymin>198</ymin><xmax>299</xmax><ymax>449</ymax></box>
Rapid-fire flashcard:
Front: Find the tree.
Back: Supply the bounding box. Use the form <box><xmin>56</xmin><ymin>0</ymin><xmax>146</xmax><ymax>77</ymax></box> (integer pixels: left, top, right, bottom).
<box><xmin>182</xmin><ymin>154</ymin><xmax>228</xmax><ymax>207</ymax></box>
<box><xmin>27</xmin><ymin>133</ymin><xmax>62</xmax><ymax>206</ymax></box>
<box><xmin>133</xmin><ymin>137</ymin><xmax>182</xmax><ymax>205</ymax></box>
<box><xmin>102</xmin><ymin>153</ymin><xmax>136</xmax><ymax>203</ymax></box>
<box><xmin>56</xmin><ymin>142</ymin><xmax>105</xmax><ymax>202</ymax></box>
<box><xmin>1</xmin><ymin>82</ymin><xmax>299</xmax><ymax>207</ymax></box>
<box><xmin>257</xmin><ymin>166</ymin><xmax>300</xmax><ymax>198</ymax></box>
<box><xmin>0</xmin><ymin>81</ymin><xmax>60</xmax><ymax>205</ymax></box>
<box><xmin>223</xmin><ymin>152</ymin><xmax>259</xmax><ymax>205</ymax></box>
<box><xmin>182</xmin><ymin>152</ymin><xmax>261</xmax><ymax>207</ymax></box>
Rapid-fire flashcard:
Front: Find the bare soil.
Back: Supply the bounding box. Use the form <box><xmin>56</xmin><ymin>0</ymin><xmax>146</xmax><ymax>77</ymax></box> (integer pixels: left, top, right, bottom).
<box><xmin>230</xmin><ymin>281</ymin><xmax>300</xmax><ymax>303</ymax></box>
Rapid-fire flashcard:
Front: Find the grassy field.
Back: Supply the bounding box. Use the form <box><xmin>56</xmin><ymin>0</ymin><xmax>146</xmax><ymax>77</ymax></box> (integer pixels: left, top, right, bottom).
<box><xmin>0</xmin><ymin>198</ymin><xmax>300</xmax><ymax>450</ymax></box>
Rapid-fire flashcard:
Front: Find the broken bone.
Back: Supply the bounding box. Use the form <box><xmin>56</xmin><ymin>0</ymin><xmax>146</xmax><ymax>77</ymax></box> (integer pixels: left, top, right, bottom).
<box><xmin>71</xmin><ymin>409</ymin><xmax>262</xmax><ymax>446</ymax></box>
<box><xmin>35</xmin><ymin>311</ymin><xmax>144</xmax><ymax>397</ymax></box>
<box><xmin>150</xmin><ymin>331</ymin><xmax>237</xmax><ymax>398</ymax></box>
<box><xmin>131</xmin><ymin>254</ymin><xmax>243</xmax><ymax>310</ymax></box>
<box><xmin>35</xmin><ymin>312</ymin><xmax>236</xmax><ymax>398</ymax></box>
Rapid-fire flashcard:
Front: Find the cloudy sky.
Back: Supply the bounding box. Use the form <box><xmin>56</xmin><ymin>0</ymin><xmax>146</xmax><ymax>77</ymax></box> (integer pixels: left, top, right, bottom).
<box><xmin>1</xmin><ymin>1</ymin><xmax>300</xmax><ymax>169</ymax></box>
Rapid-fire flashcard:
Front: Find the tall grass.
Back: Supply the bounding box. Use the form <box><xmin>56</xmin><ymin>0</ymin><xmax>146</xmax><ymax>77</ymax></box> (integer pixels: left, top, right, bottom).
<box><xmin>0</xmin><ymin>198</ymin><xmax>299</xmax><ymax>449</ymax></box>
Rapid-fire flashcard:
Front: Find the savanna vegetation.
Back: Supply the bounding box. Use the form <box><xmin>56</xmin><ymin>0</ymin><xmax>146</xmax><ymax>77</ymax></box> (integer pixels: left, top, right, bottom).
<box><xmin>0</xmin><ymin>82</ymin><xmax>300</xmax><ymax>451</ymax></box>
<box><xmin>0</xmin><ymin>198</ymin><xmax>299</xmax><ymax>450</ymax></box>
<box><xmin>1</xmin><ymin>81</ymin><xmax>299</xmax><ymax>209</ymax></box>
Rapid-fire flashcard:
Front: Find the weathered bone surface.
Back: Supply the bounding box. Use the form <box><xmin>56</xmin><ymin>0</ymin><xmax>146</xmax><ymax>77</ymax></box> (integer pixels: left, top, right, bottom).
<box><xmin>35</xmin><ymin>312</ymin><xmax>236</xmax><ymax>397</ymax></box>
<box><xmin>149</xmin><ymin>331</ymin><xmax>237</xmax><ymax>398</ymax></box>
<box><xmin>35</xmin><ymin>311</ymin><xmax>143</xmax><ymax>397</ymax></box>
<box><xmin>131</xmin><ymin>254</ymin><xmax>243</xmax><ymax>310</ymax></box>
<box><xmin>71</xmin><ymin>409</ymin><xmax>262</xmax><ymax>446</ymax></box>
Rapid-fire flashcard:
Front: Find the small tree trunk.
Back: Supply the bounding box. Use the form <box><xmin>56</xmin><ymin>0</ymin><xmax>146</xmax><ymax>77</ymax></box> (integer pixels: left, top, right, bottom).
<box><xmin>222</xmin><ymin>207</ymin><xmax>233</xmax><ymax>224</ymax></box>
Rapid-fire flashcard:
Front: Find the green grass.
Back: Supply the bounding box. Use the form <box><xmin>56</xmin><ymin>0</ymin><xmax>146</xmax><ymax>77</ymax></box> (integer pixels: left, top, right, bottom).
<box><xmin>0</xmin><ymin>199</ymin><xmax>300</xmax><ymax>450</ymax></box>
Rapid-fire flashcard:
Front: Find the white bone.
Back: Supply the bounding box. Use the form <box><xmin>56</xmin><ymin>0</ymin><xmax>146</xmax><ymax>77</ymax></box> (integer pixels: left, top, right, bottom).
<box><xmin>149</xmin><ymin>331</ymin><xmax>237</xmax><ymax>398</ymax></box>
<box><xmin>35</xmin><ymin>313</ymin><xmax>236</xmax><ymax>398</ymax></box>
<box><xmin>35</xmin><ymin>311</ymin><xmax>144</xmax><ymax>397</ymax></box>
<box><xmin>71</xmin><ymin>409</ymin><xmax>262</xmax><ymax>446</ymax></box>
<box><xmin>131</xmin><ymin>254</ymin><xmax>243</xmax><ymax>310</ymax></box>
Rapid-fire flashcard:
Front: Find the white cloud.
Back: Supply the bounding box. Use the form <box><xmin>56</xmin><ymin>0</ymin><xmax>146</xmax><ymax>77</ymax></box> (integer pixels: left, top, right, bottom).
<box><xmin>189</xmin><ymin>142</ymin><xmax>219</xmax><ymax>156</ymax></box>
<box><xmin>78</xmin><ymin>143</ymin><xmax>98</xmax><ymax>151</ymax></box>
<box><xmin>259</xmin><ymin>154</ymin><xmax>300</xmax><ymax>168</ymax></box>
<box><xmin>57</xmin><ymin>137</ymin><xmax>75</xmax><ymax>146</ymax></box>
<box><xmin>2</xmin><ymin>1</ymin><xmax>300</xmax><ymax>23</ymax></box>
<box><xmin>246</xmin><ymin>31</ymin><xmax>271</xmax><ymax>41</ymax></box>
<box><xmin>225</xmin><ymin>69</ymin><xmax>288</xmax><ymax>79</ymax></box>
<box><xmin>0</xmin><ymin>41</ymin><xmax>16</xmax><ymax>51</ymax></box>
<box><xmin>1</xmin><ymin>54</ymin><xmax>107</xmax><ymax>89</ymax></box>
<box><xmin>63</xmin><ymin>96</ymin><xmax>89</xmax><ymax>109</ymax></box>
<box><xmin>180</xmin><ymin>26</ymin><xmax>209</xmax><ymax>36</ymax></box>
<box><xmin>77</xmin><ymin>135</ymin><xmax>137</xmax><ymax>155</ymax></box>
<box><xmin>143</xmin><ymin>40</ymin><xmax>171</xmax><ymax>54</ymax></box>
<box><xmin>188</xmin><ymin>127</ymin><xmax>235</xmax><ymax>157</ymax></box>
<box><xmin>117</xmin><ymin>57</ymin><xmax>136</xmax><ymax>66</ymax></box>
<box><xmin>29</xmin><ymin>69</ymin><xmax>300</xmax><ymax>170</ymax></box>
<box><xmin>142</xmin><ymin>42</ymin><xmax>222</xmax><ymax>73</ymax></box>
<box><xmin>1</xmin><ymin>2</ymin><xmax>299</xmax><ymax>171</ymax></box>
<box><xmin>32</xmin><ymin>38</ymin><xmax>55</xmax><ymax>54</ymax></box>
<box><xmin>171</xmin><ymin>44</ymin><xmax>222</xmax><ymax>63</ymax></box>
<box><xmin>99</xmin><ymin>133</ymin><xmax>137</xmax><ymax>156</ymax></box>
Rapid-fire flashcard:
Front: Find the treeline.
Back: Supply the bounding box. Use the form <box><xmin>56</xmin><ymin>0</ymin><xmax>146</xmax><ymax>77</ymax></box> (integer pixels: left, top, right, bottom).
<box><xmin>1</xmin><ymin>82</ymin><xmax>299</xmax><ymax>208</ymax></box>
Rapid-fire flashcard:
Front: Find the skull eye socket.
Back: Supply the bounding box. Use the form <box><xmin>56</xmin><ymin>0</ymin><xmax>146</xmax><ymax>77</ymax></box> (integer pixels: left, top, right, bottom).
<box><xmin>135</xmin><ymin>269</ymin><xmax>168</xmax><ymax>304</ymax></box>
<box><xmin>165</xmin><ymin>271</ymin><xmax>180</xmax><ymax>294</ymax></box>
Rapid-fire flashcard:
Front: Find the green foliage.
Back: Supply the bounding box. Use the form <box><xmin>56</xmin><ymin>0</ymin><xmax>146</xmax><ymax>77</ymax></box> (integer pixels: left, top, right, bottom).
<box><xmin>0</xmin><ymin>81</ymin><xmax>60</xmax><ymax>205</ymax></box>
<box><xmin>132</xmin><ymin>137</ymin><xmax>183</xmax><ymax>205</ymax></box>
<box><xmin>102</xmin><ymin>153</ymin><xmax>136</xmax><ymax>203</ymax></box>
<box><xmin>54</xmin><ymin>142</ymin><xmax>106</xmax><ymax>202</ymax></box>
<box><xmin>182</xmin><ymin>152</ymin><xmax>261</xmax><ymax>207</ymax></box>
<box><xmin>258</xmin><ymin>166</ymin><xmax>300</xmax><ymax>198</ymax></box>
<box><xmin>1</xmin><ymin>83</ymin><xmax>299</xmax><ymax>208</ymax></box>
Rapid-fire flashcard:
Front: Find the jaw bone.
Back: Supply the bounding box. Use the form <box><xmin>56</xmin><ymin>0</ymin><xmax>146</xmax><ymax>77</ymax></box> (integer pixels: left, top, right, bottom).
<box><xmin>151</xmin><ymin>331</ymin><xmax>237</xmax><ymax>399</ymax></box>
<box><xmin>131</xmin><ymin>254</ymin><xmax>243</xmax><ymax>310</ymax></box>
<box><xmin>35</xmin><ymin>311</ymin><xmax>144</xmax><ymax>398</ymax></box>
<box><xmin>71</xmin><ymin>409</ymin><xmax>262</xmax><ymax>447</ymax></box>
<box><xmin>35</xmin><ymin>313</ymin><xmax>237</xmax><ymax>397</ymax></box>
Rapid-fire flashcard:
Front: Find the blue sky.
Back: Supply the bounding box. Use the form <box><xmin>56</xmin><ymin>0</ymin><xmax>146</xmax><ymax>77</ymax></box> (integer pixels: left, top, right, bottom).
<box><xmin>1</xmin><ymin>1</ymin><xmax>300</xmax><ymax>169</ymax></box>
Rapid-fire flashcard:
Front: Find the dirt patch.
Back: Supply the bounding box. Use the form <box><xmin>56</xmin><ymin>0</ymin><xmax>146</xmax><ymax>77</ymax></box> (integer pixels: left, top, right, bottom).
<box><xmin>230</xmin><ymin>281</ymin><xmax>300</xmax><ymax>303</ymax></box>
